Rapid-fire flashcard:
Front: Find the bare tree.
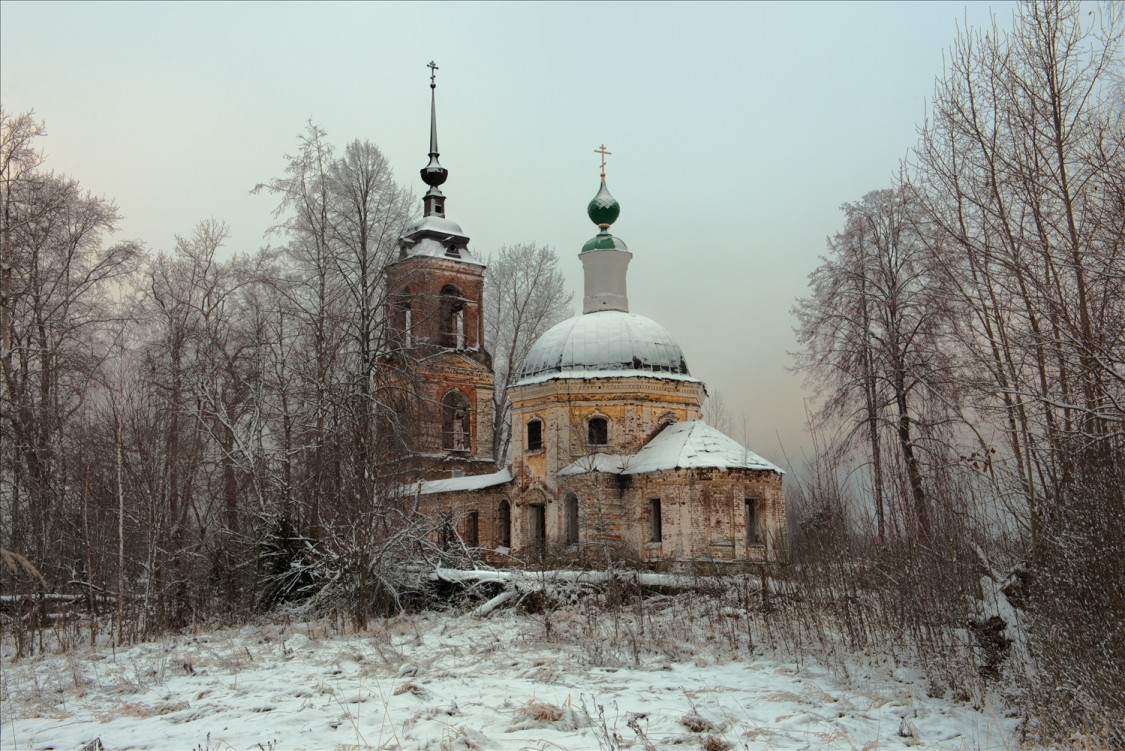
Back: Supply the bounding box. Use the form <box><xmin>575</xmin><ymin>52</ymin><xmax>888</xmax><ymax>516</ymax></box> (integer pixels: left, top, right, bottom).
<box><xmin>0</xmin><ymin>109</ymin><xmax>140</xmax><ymax>576</ymax></box>
<box><xmin>702</xmin><ymin>388</ymin><xmax>734</xmax><ymax>437</ymax></box>
<box><xmin>903</xmin><ymin>2</ymin><xmax>1124</xmax><ymax>739</ymax></box>
<box><xmin>484</xmin><ymin>243</ymin><xmax>572</xmax><ymax>465</ymax></box>
<box><xmin>794</xmin><ymin>187</ymin><xmax>956</xmax><ymax>540</ymax></box>
<box><xmin>325</xmin><ymin>139</ymin><xmax>412</xmax><ymax>522</ymax></box>
<box><xmin>251</xmin><ymin>124</ymin><xmax>423</xmax><ymax>624</ymax></box>
<box><xmin>913</xmin><ymin>0</ymin><xmax>1124</xmax><ymax>539</ymax></box>
<box><xmin>254</xmin><ymin>121</ymin><xmax>345</xmax><ymax>538</ymax></box>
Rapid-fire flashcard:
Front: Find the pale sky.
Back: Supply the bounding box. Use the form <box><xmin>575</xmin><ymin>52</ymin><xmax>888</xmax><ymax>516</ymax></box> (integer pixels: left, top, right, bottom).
<box><xmin>1</xmin><ymin>0</ymin><xmax>1016</xmax><ymax>470</ymax></box>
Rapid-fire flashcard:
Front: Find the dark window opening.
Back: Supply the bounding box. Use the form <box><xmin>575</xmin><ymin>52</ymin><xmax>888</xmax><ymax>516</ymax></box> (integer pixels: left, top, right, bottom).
<box><xmin>588</xmin><ymin>417</ymin><xmax>608</xmax><ymax>446</ymax></box>
<box><xmin>529</xmin><ymin>504</ymin><xmax>546</xmax><ymax>560</ymax></box>
<box><xmin>395</xmin><ymin>288</ymin><xmax>413</xmax><ymax>348</ymax></box>
<box><xmin>441</xmin><ymin>390</ymin><xmax>472</xmax><ymax>452</ymax></box>
<box><xmin>440</xmin><ymin>285</ymin><xmax>466</xmax><ymax>348</ymax></box>
<box><xmin>648</xmin><ymin>498</ymin><xmax>662</xmax><ymax>543</ymax></box>
<box><xmin>466</xmin><ymin>511</ymin><xmax>479</xmax><ymax>547</ymax></box>
<box><xmin>497</xmin><ymin>500</ymin><xmax>512</xmax><ymax>548</ymax></box>
<box><xmin>527</xmin><ymin>419</ymin><xmax>543</xmax><ymax>451</ymax></box>
<box><xmin>441</xmin><ymin>512</ymin><xmax>453</xmax><ymax>550</ymax></box>
<box><xmin>563</xmin><ymin>493</ymin><xmax>579</xmax><ymax>545</ymax></box>
<box><xmin>745</xmin><ymin>498</ymin><xmax>761</xmax><ymax>546</ymax></box>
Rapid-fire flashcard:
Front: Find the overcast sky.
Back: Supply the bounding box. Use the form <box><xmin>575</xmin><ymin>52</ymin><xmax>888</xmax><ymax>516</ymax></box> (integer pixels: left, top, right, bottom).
<box><xmin>1</xmin><ymin>0</ymin><xmax>1017</xmax><ymax>470</ymax></box>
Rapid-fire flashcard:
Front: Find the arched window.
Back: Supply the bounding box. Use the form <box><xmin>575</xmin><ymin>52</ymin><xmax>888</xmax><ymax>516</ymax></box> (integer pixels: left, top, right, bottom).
<box><xmin>563</xmin><ymin>492</ymin><xmax>579</xmax><ymax>545</ymax></box>
<box><xmin>527</xmin><ymin>418</ymin><xmax>543</xmax><ymax>452</ymax></box>
<box><xmin>441</xmin><ymin>390</ymin><xmax>472</xmax><ymax>452</ymax></box>
<box><xmin>395</xmin><ymin>288</ymin><xmax>413</xmax><ymax>348</ymax></box>
<box><xmin>587</xmin><ymin>416</ymin><xmax>609</xmax><ymax>446</ymax></box>
<box><xmin>497</xmin><ymin>500</ymin><xmax>511</xmax><ymax>548</ymax></box>
<box><xmin>439</xmin><ymin>285</ymin><xmax>466</xmax><ymax>348</ymax></box>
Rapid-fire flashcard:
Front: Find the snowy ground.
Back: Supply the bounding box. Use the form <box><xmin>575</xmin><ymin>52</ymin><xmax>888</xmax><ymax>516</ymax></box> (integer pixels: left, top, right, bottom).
<box><xmin>2</xmin><ymin>602</ymin><xmax>1020</xmax><ymax>751</ymax></box>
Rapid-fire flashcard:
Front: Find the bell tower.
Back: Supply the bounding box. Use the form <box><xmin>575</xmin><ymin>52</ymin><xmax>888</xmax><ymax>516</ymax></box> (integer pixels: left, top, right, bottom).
<box><xmin>383</xmin><ymin>62</ymin><xmax>495</xmax><ymax>478</ymax></box>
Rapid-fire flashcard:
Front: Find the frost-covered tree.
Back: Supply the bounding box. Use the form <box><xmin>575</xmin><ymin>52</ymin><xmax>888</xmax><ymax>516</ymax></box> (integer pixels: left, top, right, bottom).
<box><xmin>484</xmin><ymin>243</ymin><xmax>572</xmax><ymax>465</ymax></box>
<box><xmin>0</xmin><ymin>108</ymin><xmax>141</xmax><ymax>572</ymax></box>
<box><xmin>794</xmin><ymin>186</ymin><xmax>956</xmax><ymax>540</ymax></box>
<box><xmin>909</xmin><ymin>2</ymin><xmax>1124</xmax><ymax>737</ymax></box>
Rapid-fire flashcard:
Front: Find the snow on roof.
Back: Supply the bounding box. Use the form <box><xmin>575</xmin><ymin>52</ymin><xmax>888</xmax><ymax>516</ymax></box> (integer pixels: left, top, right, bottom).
<box><xmin>403</xmin><ymin>237</ymin><xmax>486</xmax><ymax>266</ymax></box>
<box><xmin>629</xmin><ymin>421</ymin><xmax>783</xmax><ymax>474</ymax></box>
<box><xmin>515</xmin><ymin>369</ymin><xmax>701</xmax><ymax>388</ymax></box>
<box><xmin>559</xmin><ymin>420</ymin><xmax>783</xmax><ymax>476</ymax></box>
<box><xmin>516</xmin><ymin>311</ymin><xmax>695</xmax><ymax>384</ymax></box>
<box><xmin>404</xmin><ymin>214</ymin><xmax>466</xmax><ymax>237</ymax></box>
<box><xmin>557</xmin><ymin>453</ymin><xmax>631</xmax><ymax>477</ymax></box>
<box><xmin>416</xmin><ymin>468</ymin><xmax>513</xmax><ymax>495</ymax></box>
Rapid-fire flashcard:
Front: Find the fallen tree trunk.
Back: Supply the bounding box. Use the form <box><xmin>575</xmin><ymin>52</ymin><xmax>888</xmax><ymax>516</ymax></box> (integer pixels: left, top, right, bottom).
<box><xmin>427</xmin><ymin>567</ymin><xmax>745</xmax><ymax>617</ymax></box>
<box><xmin>430</xmin><ymin>566</ymin><xmax>707</xmax><ymax>590</ymax></box>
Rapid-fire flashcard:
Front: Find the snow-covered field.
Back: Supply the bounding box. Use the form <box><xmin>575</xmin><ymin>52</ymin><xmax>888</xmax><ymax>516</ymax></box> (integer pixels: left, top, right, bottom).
<box><xmin>2</xmin><ymin>602</ymin><xmax>1019</xmax><ymax>750</ymax></box>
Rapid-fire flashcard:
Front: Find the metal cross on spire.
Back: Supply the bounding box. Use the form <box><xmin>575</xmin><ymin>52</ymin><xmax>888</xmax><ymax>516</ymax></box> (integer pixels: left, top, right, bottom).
<box><xmin>420</xmin><ymin>60</ymin><xmax>448</xmax><ymax>193</ymax></box>
<box><xmin>594</xmin><ymin>144</ymin><xmax>612</xmax><ymax>178</ymax></box>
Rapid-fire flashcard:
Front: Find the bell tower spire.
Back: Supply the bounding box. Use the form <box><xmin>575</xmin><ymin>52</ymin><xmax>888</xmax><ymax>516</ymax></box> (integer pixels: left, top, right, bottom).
<box><xmin>420</xmin><ymin>61</ymin><xmax>449</xmax><ymax>217</ymax></box>
<box><xmin>382</xmin><ymin>62</ymin><xmax>495</xmax><ymax>478</ymax></box>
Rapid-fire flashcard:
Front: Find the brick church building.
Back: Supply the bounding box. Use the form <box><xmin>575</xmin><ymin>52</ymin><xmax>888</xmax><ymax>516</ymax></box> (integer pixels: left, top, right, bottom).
<box><xmin>380</xmin><ymin>68</ymin><xmax>787</xmax><ymax>569</ymax></box>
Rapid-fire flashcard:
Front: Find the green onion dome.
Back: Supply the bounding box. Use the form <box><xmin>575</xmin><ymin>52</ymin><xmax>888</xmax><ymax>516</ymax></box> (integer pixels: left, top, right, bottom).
<box><xmin>587</xmin><ymin>180</ymin><xmax>620</xmax><ymax>229</ymax></box>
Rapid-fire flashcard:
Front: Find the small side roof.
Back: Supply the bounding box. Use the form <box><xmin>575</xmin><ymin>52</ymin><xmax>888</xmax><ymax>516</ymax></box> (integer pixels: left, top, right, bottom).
<box><xmin>416</xmin><ymin>468</ymin><xmax>513</xmax><ymax>496</ymax></box>
<box><xmin>558</xmin><ymin>420</ymin><xmax>783</xmax><ymax>477</ymax></box>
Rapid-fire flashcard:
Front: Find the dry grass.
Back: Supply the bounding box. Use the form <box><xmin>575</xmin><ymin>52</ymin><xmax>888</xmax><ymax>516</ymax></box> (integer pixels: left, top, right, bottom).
<box><xmin>391</xmin><ymin>681</ymin><xmax>428</xmax><ymax>698</ymax></box>
<box><xmin>763</xmin><ymin>690</ymin><xmax>802</xmax><ymax>703</ymax></box>
<box><xmin>681</xmin><ymin>712</ymin><xmax>717</xmax><ymax>733</ymax></box>
<box><xmin>521</xmin><ymin>700</ymin><xmax>564</xmax><ymax>723</ymax></box>
<box><xmin>506</xmin><ymin>698</ymin><xmax>589</xmax><ymax>732</ymax></box>
<box><xmin>702</xmin><ymin>735</ymin><xmax>732</xmax><ymax>751</ymax></box>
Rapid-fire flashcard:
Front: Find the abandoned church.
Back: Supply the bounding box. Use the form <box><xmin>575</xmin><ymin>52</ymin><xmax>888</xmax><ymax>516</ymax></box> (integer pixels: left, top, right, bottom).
<box><xmin>379</xmin><ymin>69</ymin><xmax>787</xmax><ymax>569</ymax></box>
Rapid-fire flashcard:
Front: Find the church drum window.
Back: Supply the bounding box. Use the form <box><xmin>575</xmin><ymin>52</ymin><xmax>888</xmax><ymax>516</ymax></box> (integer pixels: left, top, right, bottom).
<box><xmin>441</xmin><ymin>390</ymin><xmax>472</xmax><ymax>452</ymax></box>
<box><xmin>527</xmin><ymin>418</ymin><xmax>543</xmax><ymax>452</ymax></box>
<box><xmin>563</xmin><ymin>493</ymin><xmax>579</xmax><ymax>545</ymax></box>
<box><xmin>587</xmin><ymin>416</ymin><xmax>609</xmax><ymax>446</ymax></box>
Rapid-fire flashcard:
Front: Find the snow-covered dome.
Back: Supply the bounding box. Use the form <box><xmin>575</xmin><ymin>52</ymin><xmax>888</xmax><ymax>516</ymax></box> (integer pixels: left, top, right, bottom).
<box><xmin>517</xmin><ymin>311</ymin><xmax>694</xmax><ymax>383</ymax></box>
<box><xmin>404</xmin><ymin>214</ymin><xmax>466</xmax><ymax>238</ymax></box>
